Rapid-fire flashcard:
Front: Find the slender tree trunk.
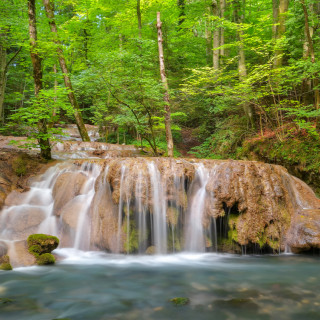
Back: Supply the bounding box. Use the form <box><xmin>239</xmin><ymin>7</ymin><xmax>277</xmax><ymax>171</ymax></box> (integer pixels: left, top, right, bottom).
<box><xmin>0</xmin><ymin>34</ymin><xmax>6</xmax><ymax>123</ymax></box>
<box><xmin>28</xmin><ymin>0</ymin><xmax>51</xmax><ymax>160</ymax></box>
<box><xmin>212</xmin><ymin>0</ymin><xmax>220</xmax><ymax>71</ymax></box>
<box><xmin>157</xmin><ymin>12</ymin><xmax>174</xmax><ymax>157</ymax></box>
<box><xmin>220</xmin><ymin>0</ymin><xmax>225</xmax><ymax>58</ymax></box>
<box><xmin>272</xmin><ymin>0</ymin><xmax>279</xmax><ymax>40</ymax></box>
<box><xmin>137</xmin><ymin>0</ymin><xmax>142</xmax><ymax>38</ymax></box>
<box><xmin>273</xmin><ymin>0</ymin><xmax>289</xmax><ymax>68</ymax></box>
<box><xmin>42</xmin><ymin>0</ymin><xmax>90</xmax><ymax>142</ymax></box>
<box><xmin>177</xmin><ymin>0</ymin><xmax>185</xmax><ymax>29</ymax></box>
<box><xmin>205</xmin><ymin>5</ymin><xmax>213</xmax><ymax>65</ymax></box>
<box><xmin>234</xmin><ymin>0</ymin><xmax>254</xmax><ymax>128</ymax></box>
<box><xmin>301</xmin><ymin>0</ymin><xmax>319</xmax><ymax>110</ymax></box>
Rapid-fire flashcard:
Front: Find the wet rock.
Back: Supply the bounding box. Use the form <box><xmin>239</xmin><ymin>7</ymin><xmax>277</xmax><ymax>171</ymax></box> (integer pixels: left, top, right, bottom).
<box><xmin>52</xmin><ymin>172</ymin><xmax>88</xmax><ymax>215</ymax></box>
<box><xmin>7</xmin><ymin>240</ymin><xmax>37</xmax><ymax>267</ymax></box>
<box><xmin>0</xmin><ymin>241</ymin><xmax>7</xmax><ymax>257</ymax></box>
<box><xmin>286</xmin><ymin>209</ymin><xmax>320</xmax><ymax>252</ymax></box>
<box><xmin>3</xmin><ymin>207</ymin><xmax>47</xmax><ymax>240</ymax></box>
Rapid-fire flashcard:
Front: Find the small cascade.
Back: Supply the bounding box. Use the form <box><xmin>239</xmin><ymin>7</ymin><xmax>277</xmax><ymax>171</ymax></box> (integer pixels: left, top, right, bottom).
<box><xmin>73</xmin><ymin>162</ymin><xmax>101</xmax><ymax>250</ymax></box>
<box><xmin>185</xmin><ymin>164</ymin><xmax>210</xmax><ymax>252</ymax></box>
<box><xmin>1</xmin><ymin>155</ymin><xmax>320</xmax><ymax>263</ymax></box>
<box><xmin>148</xmin><ymin>162</ymin><xmax>167</xmax><ymax>254</ymax></box>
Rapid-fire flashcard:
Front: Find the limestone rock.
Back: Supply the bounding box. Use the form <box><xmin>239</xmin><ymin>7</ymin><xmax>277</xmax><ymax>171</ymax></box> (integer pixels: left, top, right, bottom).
<box><xmin>52</xmin><ymin>172</ymin><xmax>88</xmax><ymax>215</ymax></box>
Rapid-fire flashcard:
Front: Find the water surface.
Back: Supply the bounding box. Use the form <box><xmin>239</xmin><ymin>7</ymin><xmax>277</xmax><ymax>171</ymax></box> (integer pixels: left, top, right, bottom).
<box><xmin>0</xmin><ymin>251</ymin><xmax>319</xmax><ymax>320</ymax></box>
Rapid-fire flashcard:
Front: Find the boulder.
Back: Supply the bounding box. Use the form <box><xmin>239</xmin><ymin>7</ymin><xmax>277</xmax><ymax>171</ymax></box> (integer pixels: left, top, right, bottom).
<box><xmin>27</xmin><ymin>234</ymin><xmax>59</xmax><ymax>265</ymax></box>
<box><xmin>0</xmin><ymin>255</ymin><xmax>12</xmax><ymax>271</ymax></box>
<box><xmin>52</xmin><ymin>172</ymin><xmax>88</xmax><ymax>215</ymax></box>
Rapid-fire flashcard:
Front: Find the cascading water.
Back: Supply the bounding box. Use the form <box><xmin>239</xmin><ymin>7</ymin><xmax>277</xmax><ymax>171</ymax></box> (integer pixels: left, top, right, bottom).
<box><xmin>148</xmin><ymin>162</ymin><xmax>168</xmax><ymax>254</ymax></box>
<box><xmin>1</xmin><ymin>149</ymin><xmax>320</xmax><ymax>266</ymax></box>
<box><xmin>185</xmin><ymin>164</ymin><xmax>210</xmax><ymax>252</ymax></box>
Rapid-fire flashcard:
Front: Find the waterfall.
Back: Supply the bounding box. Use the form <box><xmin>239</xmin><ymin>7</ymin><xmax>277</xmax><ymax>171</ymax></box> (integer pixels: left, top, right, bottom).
<box><xmin>1</xmin><ymin>154</ymin><xmax>320</xmax><ymax>262</ymax></box>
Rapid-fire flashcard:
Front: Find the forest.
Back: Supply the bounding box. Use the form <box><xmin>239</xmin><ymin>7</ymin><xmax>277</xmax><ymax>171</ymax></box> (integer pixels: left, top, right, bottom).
<box><xmin>1</xmin><ymin>0</ymin><xmax>320</xmax><ymax>177</ymax></box>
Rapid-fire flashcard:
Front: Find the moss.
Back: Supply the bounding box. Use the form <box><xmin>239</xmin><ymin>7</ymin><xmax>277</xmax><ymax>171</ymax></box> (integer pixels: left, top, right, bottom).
<box><xmin>0</xmin><ymin>263</ymin><xmax>12</xmax><ymax>271</ymax></box>
<box><xmin>27</xmin><ymin>234</ymin><xmax>59</xmax><ymax>254</ymax></box>
<box><xmin>28</xmin><ymin>244</ymin><xmax>42</xmax><ymax>257</ymax></box>
<box><xmin>167</xmin><ymin>230</ymin><xmax>181</xmax><ymax>252</ymax></box>
<box><xmin>122</xmin><ymin>218</ymin><xmax>139</xmax><ymax>253</ymax></box>
<box><xmin>0</xmin><ymin>255</ymin><xmax>12</xmax><ymax>271</ymax></box>
<box><xmin>27</xmin><ymin>234</ymin><xmax>59</xmax><ymax>266</ymax></box>
<box><xmin>36</xmin><ymin>253</ymin><xmax>55</xmax><ymax>265</ymax></box>
<box><xmin>170</xmin><ymin>297</ymin><xmax>190</xmax><ymax>306</ymax></box>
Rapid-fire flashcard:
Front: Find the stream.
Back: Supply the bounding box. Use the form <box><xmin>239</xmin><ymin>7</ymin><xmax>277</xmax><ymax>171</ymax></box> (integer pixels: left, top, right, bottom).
<box><xmin>1</xmin><ymin>251</ymin><xmax>320</xmax><ymax>319</ymax></box>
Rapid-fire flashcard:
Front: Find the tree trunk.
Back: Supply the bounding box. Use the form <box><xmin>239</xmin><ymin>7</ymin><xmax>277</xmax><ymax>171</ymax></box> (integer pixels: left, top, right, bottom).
<box><xmin>177</xmin><ymin>0</ymin><xmax>185</xmax><ymax>29</ymax></box>
<box><xmin>0</xmin><ymin>34</ymin><xmax>6</xmax><ymax>123</ymax></box>
<box><xmin>205</xmin><ymin>5</ymin><xmax>212</xmax><ymax>65</ymax></box>
<box><xmin>28</xmin><ymin>0</ymin><xmax>51</xmax><ymax>160</ymax></box>
<box><xmin>272</xmin><ymin>0</ymin><xmax>279</xmax><ymax>40</ymax></box>
<box><xmin>234</xmin><ymin>0</ymin><xmax>254</xmax><ymax>128</ymax></box>
<box><xmin>212</xmin><ymin>0</ymin><xmax>220</xmax><ymax>71</ymax></box>
<box><xmin>273</xmin><ymin>0</ymin><xmax>289</xmax><ymax>68</ymax></box>
<box><xmin>301</xmin><ymin>0</ymin><xmax>319</xmax><ymax>110</ymax></box>
<box><xmin>220</xmin><ymin>0</ymin><xmax>226</xmax><ymax>58</ymax></box>
<box><xmin>42</xmin><ymin>0</ymin><xmax>90</xmax><ymax>142</ymax></box>
<box><xmin>137</xmin><ymin>0</ymin><xmax>142</xmax><ymax>38</ymax></box>
<box><xmin>157</xmin><ymin>12</ymin><xmax>174</xmax><ymax>157</ymax></box>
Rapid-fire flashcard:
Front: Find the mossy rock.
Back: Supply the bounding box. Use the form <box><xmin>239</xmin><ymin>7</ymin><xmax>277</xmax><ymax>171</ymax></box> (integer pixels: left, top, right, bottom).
<box><xmin>170</xmin><ymin>297</ymin><xmax>190</xmax><ymax>306</ymax></box>
<box><xmin>36</xmin><ymin>253</ymin><xmax>55</xmax><ymax>265</ymax></box>
<box><xmin>0</xmin><ymin>255</ymin><xmax>12</xmax><ymax>271</ymax></box>
<box><xmin>27</xmin><ymin>234</ymin><xmax>59</xmax><ymax>266</ymax></box>
<box><xmin>27</xmin><ymin>234</ymin><xmax>59</xmax><ymax>254</ymax></box>
<box><xmin>0</xmin><ymin>263</ymin><xmax>13</xmax><ymax>271</ymax></box>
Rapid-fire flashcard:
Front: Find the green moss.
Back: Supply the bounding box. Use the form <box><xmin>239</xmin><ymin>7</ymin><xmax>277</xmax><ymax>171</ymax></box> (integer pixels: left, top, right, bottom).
<box><xmin>27</xmin><ymin>234</ymin><xmax>59</xmax><ymax>266</ymax></box>
<box><xmin>27</xmin><ymin>234</ymin><xmax>59</xmax><ymax>254</ymax></box>
<box><xmin>36</xmin><ymin>253</ymin><xmax>55</xmax><ymax>265</ymax></box>
<box><xmin>122</xmin><ymin>218</ymin><xmax>139</xmax><ymax>253</ymax></box>
<box><xmin>0</xmin><ymin>263</ymin><xmax>12</xmax><ymax>271</ymax></box>
<box><xmin>0</xmin><ymin>255</ymin><xmax>12</xmax><ymax>271</ymax></box>
<box><xmin>28</xmin><ymin>244</ymin><xmax>42</xmax><ymax>257</ymax></box>
<box><xmin>170</xmin><ymin>297</ymin><xmax>190</xmax><ymax>306</ymax></box>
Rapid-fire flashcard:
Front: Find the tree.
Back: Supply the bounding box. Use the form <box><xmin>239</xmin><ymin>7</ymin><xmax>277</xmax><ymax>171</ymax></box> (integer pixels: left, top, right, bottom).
<box><xmin>301</xmin><ymin>0</ymin><xmax>319</xmax><ymax>110</ymax></box>
<box><xmin>28</xmin><ymin>0</ymin><xmax>51</xmax><ymax>160</ymax></box>
<box><xmin>157</xmin><ymin>12</ymin><xmax>174</xmax><ymax>157</ymax></box>
<box><xmin>273</xmin><ymin>0</ymin><xmax>290</xmax><ymax>68</ymax></box>
<box><xmin>42</xmin><ymin>0</ymin><xmax>90</xmax><ymax>142</ymax></box>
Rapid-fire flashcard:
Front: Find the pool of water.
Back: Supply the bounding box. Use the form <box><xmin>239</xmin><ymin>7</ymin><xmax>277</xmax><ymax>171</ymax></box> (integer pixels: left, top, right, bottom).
<box><xmin>0</xmin><ymin>250</ymin><xmax>320</xmax><ymax>320</ymax></box>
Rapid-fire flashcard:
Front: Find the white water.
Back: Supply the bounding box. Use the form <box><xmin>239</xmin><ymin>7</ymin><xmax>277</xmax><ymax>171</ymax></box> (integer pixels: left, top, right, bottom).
<box><xmin>185</xmin><ymin>164</ymin><xmax>210</xmax><ymax>252</ymax></box>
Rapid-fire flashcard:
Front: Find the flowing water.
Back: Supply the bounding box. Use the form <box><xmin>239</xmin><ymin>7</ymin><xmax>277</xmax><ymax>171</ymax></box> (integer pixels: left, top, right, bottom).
<box><xmin>1</xmin><ymin>143</ymin><xmax>320</xmax><ymax>319</ymax></box>
<box><xmin>1</xmin><ymin>251</ymin><xmax>320</xmax><ymax>320</ymax></box>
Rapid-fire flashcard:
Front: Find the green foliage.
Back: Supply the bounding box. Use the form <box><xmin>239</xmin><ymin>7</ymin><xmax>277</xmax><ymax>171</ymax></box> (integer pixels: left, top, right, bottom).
<box><xmin>1</xmin><ymin>0</ymin><xmax>320</xmax><ymax>166</ymax></box>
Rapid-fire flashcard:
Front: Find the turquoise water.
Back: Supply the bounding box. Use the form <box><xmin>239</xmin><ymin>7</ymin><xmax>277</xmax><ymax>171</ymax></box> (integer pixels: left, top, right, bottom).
<box><xmin>0</xmin><ymin>250</ymin><xmax>320</xmax><ymax>320</ymax></box>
